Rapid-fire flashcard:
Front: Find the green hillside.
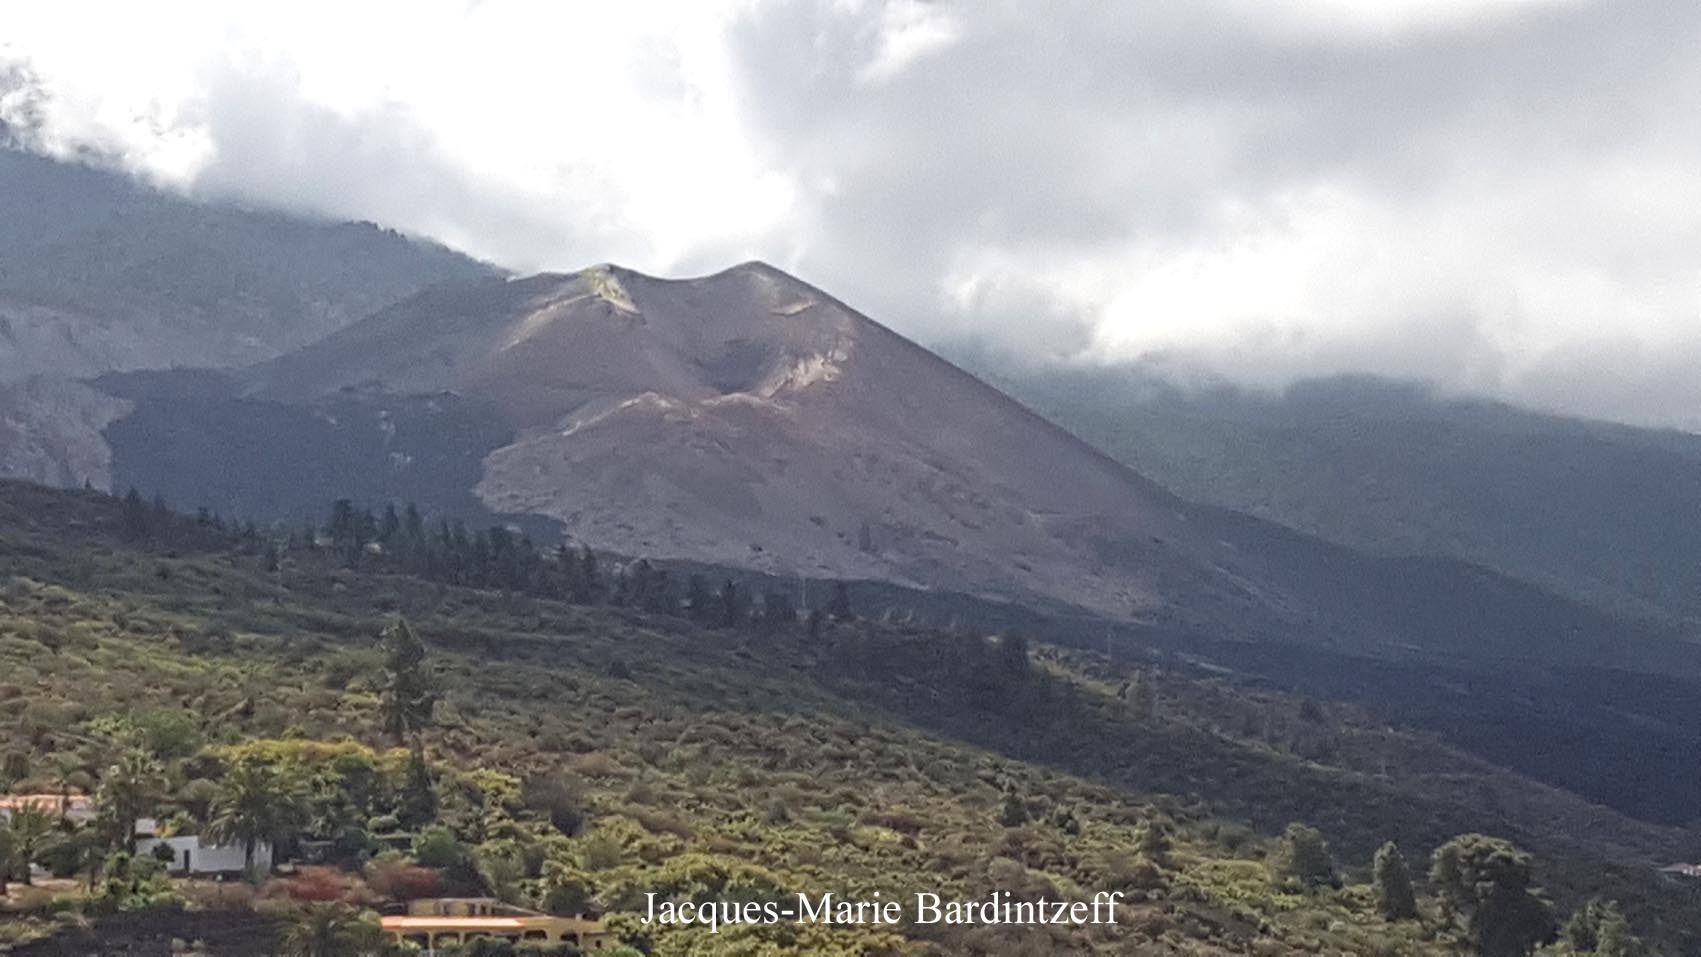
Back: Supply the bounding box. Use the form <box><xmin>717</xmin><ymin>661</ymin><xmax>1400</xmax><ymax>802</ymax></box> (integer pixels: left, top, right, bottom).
<box><xmin>0</xmin><ymin>147</ymin><xmax>495</xmax><ymax>382</ymax></box>
<box><xmin>2</xmin><ymin>480</ymin><xmax>1697</xmax><ymax>955</ymax></box>
<box><xmin>993</xmin><ymin>369</ymin><xmax>1701</xmax><ymax>630</ymax></box>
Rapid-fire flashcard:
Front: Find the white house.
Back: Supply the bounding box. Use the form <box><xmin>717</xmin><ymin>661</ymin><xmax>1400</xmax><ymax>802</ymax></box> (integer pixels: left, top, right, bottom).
<box><xmin>2</xmin><ymin>801</ymin><xmax>270</xmax><ymax>877</ymax></box>
<box><xmin>135</xmin><ymin>834</ymin><xmax>273</xmax><ymax>876</ymax></box>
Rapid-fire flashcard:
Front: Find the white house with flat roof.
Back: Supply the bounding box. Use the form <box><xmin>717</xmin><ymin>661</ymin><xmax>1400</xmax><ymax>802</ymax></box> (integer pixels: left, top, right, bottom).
<box><xmin>134</xmin><ymin>833</ymin><xmax>272</xmax><ymax>876</ymax></box>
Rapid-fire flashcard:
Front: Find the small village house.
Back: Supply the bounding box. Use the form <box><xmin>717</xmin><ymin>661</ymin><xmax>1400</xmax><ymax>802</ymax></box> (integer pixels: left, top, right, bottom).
<box><xmin>131</xmin><ymin>817</ymin><xmax>271</xmax><ymax>877</ymax></box>
<box><xmin>133</xmin><ymin>833</ymin><xmax>273</xmax><ymax>877</ymax></box>
<box><xmin>381</xmin><ymin>898</ymin><xmax>613</xmax><ymax>953</ymax></box>
<box><xmin>3</xmin><ymin>794</ymin><xmax>269</xmax><ymax>880</ymax></box>
<box><xmin>0</xmin><ymin>793</ymin><xmax>96</xmax><ymax>825</ymax></box>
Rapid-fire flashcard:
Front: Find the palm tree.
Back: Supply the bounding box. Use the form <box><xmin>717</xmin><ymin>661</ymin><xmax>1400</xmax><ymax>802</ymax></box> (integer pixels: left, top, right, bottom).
<box><xmin>281</xmin><ymin>903</ymin><xmax>385</xmax><ymax>957</ymax></box>
<box><xmin>0</xmin><ymin>822</ymin><xmax>16</xmax><ymax>896</ymax></box>
<box><xmin>205</xmin><ymin>761</ymin><xmax>308</xmax><ymax>877</ymax></box>
<box><xmin>95</xmin><ymin>750</ymin><xmax>164</xmax><ymax>852</ymax></box>
<box><xmin>6</xmin><ymin>804</ymin><xmax>55</xmax><ymax>886</ymax></box>
<box><xmin>57</xmin><ymin>826</ymin><xmax>106</xmax><ymax>894</ymax></box>
<box><xmin>48</xmin><ymin>755</ymin><xmax>89</xmax><ymax>825</ymax></box>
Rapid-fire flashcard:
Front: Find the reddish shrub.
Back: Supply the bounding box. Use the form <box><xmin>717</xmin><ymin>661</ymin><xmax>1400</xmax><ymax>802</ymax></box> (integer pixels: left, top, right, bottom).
<box><xmin>265</xmin><ymin>865</ymin><xmax>371</xmax><ymax>904</ymax></box>
<box><xmin>364</xmin><ymin>856</ymin><xmax>445</xmax><ymax>901</ymax></box>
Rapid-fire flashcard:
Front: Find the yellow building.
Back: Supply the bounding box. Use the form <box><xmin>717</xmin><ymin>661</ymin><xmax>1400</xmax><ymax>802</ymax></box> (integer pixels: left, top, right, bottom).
<box><xmin>0</xmin><ymin>792</ymin><xmax>95</xmax><ymax>824</ymax></box>
<box><xmin>381</xmin><ymin>898</ymin><xmax>615</xmax><ymax>953</ymax></box>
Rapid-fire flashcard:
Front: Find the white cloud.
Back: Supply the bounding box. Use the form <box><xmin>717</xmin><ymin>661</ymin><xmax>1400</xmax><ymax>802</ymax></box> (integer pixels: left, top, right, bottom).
<box><xmin>855</xmin><ymin>0</ymin><xmax>962</xmax><ymax>85</ymax></box>
<box><xmin>3</xmin><ymin>0</ymin><xmax>792</xmax><ymax>271</ymax></box>
<box><xmin>6</xmin><ymin>0</ymin><xmax>1701</xmax><ymax>426</ymax></box>
<box><xmin>1227</xmin><ymin>0</ymin><xmax>1584</xmax><ymax>39</ymax></box>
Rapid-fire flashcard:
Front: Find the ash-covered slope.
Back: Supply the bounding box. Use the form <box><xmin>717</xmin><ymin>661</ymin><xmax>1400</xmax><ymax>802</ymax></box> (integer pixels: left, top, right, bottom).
<box><xmin>241</xmin><ymin>263</ymin><xmax>1694</xmax><ymax>678</ymax></box>
<box><xmin>252</xmin><ymin>263</ymin><xmax>1220</xmax><ymax>619</ymax></box>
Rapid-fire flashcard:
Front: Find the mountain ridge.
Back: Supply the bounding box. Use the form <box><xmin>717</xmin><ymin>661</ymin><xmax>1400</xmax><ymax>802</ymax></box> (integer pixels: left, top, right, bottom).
<box><xmin>0</xmin><ymin>146</ymin><xmax>496</xmax><ymax>382</ymax></box>
<box><xmin>61</xmin><ymin>260</ymin><xmax>1684</xmax><ymax>684</ymax></box>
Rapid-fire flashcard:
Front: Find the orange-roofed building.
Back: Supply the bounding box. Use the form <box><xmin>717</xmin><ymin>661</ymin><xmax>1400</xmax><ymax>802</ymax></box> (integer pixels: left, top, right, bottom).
<box><xmin>381</xmin><ymin>898</ymin><xmax>613</xmax><ymax>953</ymax></box>
<box><xmin>0</xmin><ymin>793</ymin><xmax>95</xmax><ymax>824</ymax></box>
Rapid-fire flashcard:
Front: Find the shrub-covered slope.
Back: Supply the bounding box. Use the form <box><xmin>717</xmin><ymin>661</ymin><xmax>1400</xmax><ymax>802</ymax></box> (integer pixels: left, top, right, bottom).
<box><xmin>1</xmin><ymin>480</ymin><xmax>1695</xmax><ymax>955</ymax></box>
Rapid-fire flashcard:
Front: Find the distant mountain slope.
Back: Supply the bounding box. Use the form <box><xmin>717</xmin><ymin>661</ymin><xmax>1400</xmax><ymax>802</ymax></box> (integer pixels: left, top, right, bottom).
<box><xmin>172</xmin><ymin>263</ymin><xmax>1687</xmax><ymax>678</ymax></box>
<box><xmin>8</xmin><ymin>263</ymin><xmax>1701</xmax><ymax>822</ymax></box>
<box><xmin>0</xmin><ymin>147</ymin><xmax>495</xmax><ymax>381</ymax></box>
<box><xmin>993</xmin><ymin>370</ymin><xmax>1701</xmax><ymax>630</ymax></box>
<box><xmin>5</xmin><ymin>260</ymin><xmax>1690</xmax><ymax>678</ymax></box>
<box><xmin>0</xmin><ymin>376</ymin><xmax>129</xmax><ymax>488</ymax></box>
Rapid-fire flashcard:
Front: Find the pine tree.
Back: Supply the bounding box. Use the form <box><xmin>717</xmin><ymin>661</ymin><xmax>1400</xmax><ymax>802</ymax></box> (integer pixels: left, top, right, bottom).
<box><xmin>1566</xmin><ymin>899</ymin><xmax>1644</xmax><ymax>957</ymax></box>
<box><xmin>997</xmin><ymin>791</ymin><xmax>1029</xmax><ymax>827</ymax></box>
<box><xmin>553</xmin><ymin>544</ymin><xmax>578</xmax><ymax>599</ymax></box>
<box><xmin>995</xmin><ymin>633</ymin><xmax>1031</xmax><ymax>678</ymax></box>
<box><xmin>328</xmin><ymin>499</ymin><xmax>357</xmax><ymax>551</ymax></box>
<box><xmin>1273</xmin><ymin>823</ymin><xmax>1338</xmax><ymax>890</ymax></box>
<box><xmin>379</xmin><ymin>618</ymin><xmax>436</xmax><ymax>745</ymax></box>
<box><xmin>577</xmin><ymin>547</ymin><xmax>601</xmax><ymax>603</ymax></box>
<box><xmin>1431</xmin><ymin>834</ymin><xmax>1557</xmax><ymax>957</ymax></box>
<box><xmin>403</xmin><ymin>502</ymin><xmax>425</xmax><ymax>545</ymax></box>
<box><xmin>1595</xmin><ymin>905</ymin><xmax>1645</xmax><ymax>957</ymax></box>
<box><xmin>486</xmin><ymin>525</ymin><xmax>519</xmax><ymax>590</ymax></box>
<box><xmin>1565</xmin><ymin>899</ymin><xmax>1604</xmax><ymax>953</ymax></box>
<box><xmin>1050</xmin><ymin>806</ymin><xmax>1081</xmax><ymax>836</ymax></box>
<box><xmin>1373</xmin><ymin>841</ymin><xmax>1419</xmax><ymax>920</ymax></box>
<box><xmin>466</xmin><ymin>532</ymin><xmax>491</xmax><ymax>587</ymax></box>
<box><xmin>444</xmin><ymin>521</ymin><xmax>469</xmax><ymax>583</ymax></box>
<box><xmin>396</xmin><ymin>745</ymin><xmax>438</xmax><ymax>831</ymax></box>
<box><xmin>625</xmin><ymin>559</ymin><xmax>667</xmax><ymax>612</ymax></box>
<box><xmin>759</xmin><ymin>591</ymin><xmax>796</xmax><ymax>632</ymax></box>
<box><xmin>717</xmin><ymin>579</ymin><xmax>747</xmax><ymax>628</ymax></box>
<box><xmin>120</xmin><ymin>488</ymin><xmax>150</xmax><ymax>542</ymax></box>
<box><xmin>354</xmin><ymin>508</ymin><xmax>379</xmax><ymax>549</ymax></box>
<box><xmin>1125</xmin><ymin>670</ymin><xmax>1157</xmax><ymax>720</ymax></box>
<box><xmin>686</xmin><ymin>575</ymin><xmax>713</xmax><ymax>623</ymax></box>
<box><xmin>828</xmin><ymin>581</ymin><xmax>854</xmax><ymax>620</ymax></box>
<box><xmin>1134</xmin><ymin>817</ymin><xmax>1171</xmax><ymax>866</ymax></box>
<box><xmin>559</xmin><ymin>545</ymin><xmax>601</xmax><ymax>603</ymax></box>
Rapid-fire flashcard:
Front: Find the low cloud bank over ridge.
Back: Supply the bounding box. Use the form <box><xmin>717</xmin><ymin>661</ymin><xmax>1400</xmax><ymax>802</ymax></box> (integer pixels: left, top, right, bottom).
<box><xmin>5</xmin><ymin>0</ymin><xmax>1700</xmax><ymax>426</ymax></box>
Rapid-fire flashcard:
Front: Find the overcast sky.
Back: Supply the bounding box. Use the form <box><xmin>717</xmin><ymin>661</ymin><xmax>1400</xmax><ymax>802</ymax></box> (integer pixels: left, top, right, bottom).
<box><xmin>5</xmin><ymin>0</ymin><xmax>1701</xmax><ymax>426</ymax></box>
